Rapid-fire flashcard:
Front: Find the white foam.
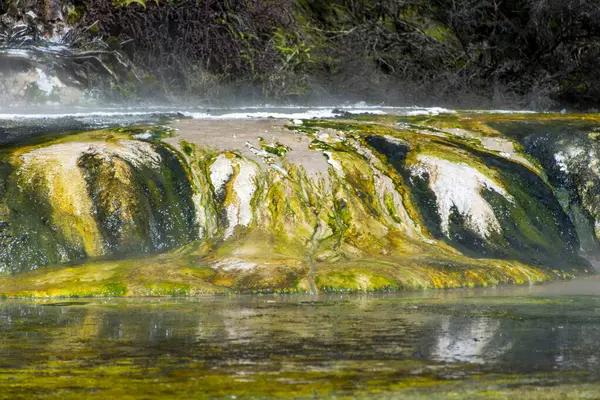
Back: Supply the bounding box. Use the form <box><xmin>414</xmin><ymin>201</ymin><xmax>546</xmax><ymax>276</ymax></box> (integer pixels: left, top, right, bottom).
<box><xmin>0</xmin><ymin>111</ymin><xmax>167</xmax><ymax>120</ymax></box>
<box><xmin>554</xmin><ymin>152</ymin><xmax>569</xmax><ymax>173</ymax></box>
<box><xmin>132</xmin><ymin>131</ymin><xmax>153</xmax><ymax>140</ymax></box>
<box><xmin>0</xmin><ymin>105</ymin><xmax>461</xmax><ymax>122</ymax></box>
<box><xmin>0</xmin><ymin>105</ymin><xmax>461</xmax><ymax>121</ymax></box>
<box><xmin>554</xmin><ymin>147</ymin><xmax>585</xmax><ymax>174</ymax></box>
<box><xmin>405</xmin><ymin>107</ymin><xmax>456</xmax><ymax>116</ymax></box>
<box><xmin>183</xmin><ymin>109</ymin><xmax>386</xmax><ymax>120</ymax></box>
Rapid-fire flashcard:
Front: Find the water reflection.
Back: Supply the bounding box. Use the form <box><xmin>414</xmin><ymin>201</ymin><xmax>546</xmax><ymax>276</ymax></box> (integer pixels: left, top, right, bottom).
<box><xmin>2</xmin><ymin>279</ymin><xmax>600</xmax><ymax>395</ymax></box>
<box><xmin>432</xmin><ymin>317</ymin><xmax>506</xmax><ymax>363</ymax></box>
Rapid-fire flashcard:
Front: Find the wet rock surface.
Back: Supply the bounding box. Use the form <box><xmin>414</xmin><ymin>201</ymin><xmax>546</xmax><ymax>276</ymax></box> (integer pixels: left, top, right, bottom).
<box><xmin>0</xmin><ymin>110</ymin><xmax>597</xmax><ymax>296</ymax></box>
<box><xmin>492</xmin><ymin>119</ymin><xmax>600</xmax><ymax>261</ymax></box>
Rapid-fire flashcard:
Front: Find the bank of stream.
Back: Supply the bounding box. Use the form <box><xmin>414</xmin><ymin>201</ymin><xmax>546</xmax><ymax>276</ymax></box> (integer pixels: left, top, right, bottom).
<box><xmin>2</xmin><ymin>108</ymin><xmax>599</xmax><ymax>297</ymax></box>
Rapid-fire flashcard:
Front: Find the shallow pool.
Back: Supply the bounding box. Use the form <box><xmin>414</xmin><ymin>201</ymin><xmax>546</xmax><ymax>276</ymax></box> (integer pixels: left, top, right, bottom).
<box><xmin>2</xmin><ymin>277</ymin><xmax>600</xmax><ymax>399</ymax></box>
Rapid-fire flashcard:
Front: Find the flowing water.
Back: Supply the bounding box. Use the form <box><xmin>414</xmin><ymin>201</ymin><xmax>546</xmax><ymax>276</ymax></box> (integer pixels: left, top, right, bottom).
<box><xmin>2</xmin><ymin>277</ymin><xmax>600</xmax><ymax>399</ymax></box>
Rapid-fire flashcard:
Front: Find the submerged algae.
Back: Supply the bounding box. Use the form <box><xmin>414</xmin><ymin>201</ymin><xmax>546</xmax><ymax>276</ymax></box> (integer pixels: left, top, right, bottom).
<box><xmin>3</xmin><ymin>287</ymin><xmax>600</xmax><ymax>399</ymax></box>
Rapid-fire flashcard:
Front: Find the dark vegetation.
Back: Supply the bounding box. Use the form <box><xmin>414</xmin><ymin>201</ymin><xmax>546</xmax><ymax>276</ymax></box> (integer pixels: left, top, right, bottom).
<box><xmin>3</xmin><ymin>0</ymin><xmax>600</xmax><ymax>108</ymax></box>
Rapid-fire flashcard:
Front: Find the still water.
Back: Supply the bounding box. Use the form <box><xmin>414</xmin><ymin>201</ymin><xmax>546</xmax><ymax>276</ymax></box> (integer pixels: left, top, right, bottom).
<box><xmin>2</xmin><ymin>278</ymin><xmax>600</xmax><ymax>399</ymax></box>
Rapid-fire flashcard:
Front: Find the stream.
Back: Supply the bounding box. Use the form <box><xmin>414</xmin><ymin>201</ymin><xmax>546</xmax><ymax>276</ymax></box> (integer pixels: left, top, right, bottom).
<box><xmin>2</xmin><ymin>277</ymin><xmax>600</xmax><ymax>399</ymax></box>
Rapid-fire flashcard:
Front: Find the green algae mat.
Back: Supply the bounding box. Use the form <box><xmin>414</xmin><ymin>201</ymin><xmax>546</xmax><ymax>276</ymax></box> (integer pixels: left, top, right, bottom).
<box><xmin>1</xmin><ymin>111</ymin><xmax>600</xmax><ymax>297</ymax></box>
<box><xmin>2</xmin><ymin>278</ymin><xmax>600</xmax><ymax>399</ymax></box>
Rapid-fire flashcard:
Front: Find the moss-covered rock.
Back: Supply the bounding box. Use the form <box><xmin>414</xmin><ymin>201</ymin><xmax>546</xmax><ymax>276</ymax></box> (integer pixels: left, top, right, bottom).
<box><xmin>0</xmin><ymin>113</ymin><xmax>595</xmax><ymax>296</ymax></box>
<box><xmin>489</xmin><ymin>119</ymin><xmax>600</xmax><ymax>260</ymax></box>
<box><xmin>0</xmin><ymin>129</ymin><xmax>197</xmax><ymax>273</ymax></box>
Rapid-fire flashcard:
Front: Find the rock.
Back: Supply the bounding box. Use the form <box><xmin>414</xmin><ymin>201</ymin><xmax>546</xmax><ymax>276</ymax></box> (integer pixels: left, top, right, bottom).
<box><xmin>24</xmin><ymin>10</ymin><xmax>37</xmax><ymax>21</ymax></box>
<box><xmin>1</xmin><ymin>13</ymin><xmax>15</xmax><ymax>25</ymax></box>
<box><xmin>0</xmin><ymin>113</ymin><xmax>594</xmax><ymax>295</ymax></box>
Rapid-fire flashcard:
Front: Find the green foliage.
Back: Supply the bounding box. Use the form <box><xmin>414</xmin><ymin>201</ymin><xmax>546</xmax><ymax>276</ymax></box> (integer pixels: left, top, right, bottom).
<box><xmin>3</xmin><ymin>0</ymin><xmax>600</xmax><ymax>105</ymax></box>
<box><xmin>273</xmin><ymin>28</ymin><xmax>312</xmax><ymax>72</ymax></box>
<box><xmin>66</xmin><ymin>5</ymin><xmax>86</xmax><ymax>25</ymax></box>
<box><xmin>423</xmin><ymin>25</ymin><xmax>453</xmax><ymax>42</ymax></box>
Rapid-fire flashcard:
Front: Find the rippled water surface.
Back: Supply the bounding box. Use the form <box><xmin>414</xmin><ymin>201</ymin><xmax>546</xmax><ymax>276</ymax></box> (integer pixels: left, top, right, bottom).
<box><xmin>2</xmin><ymin>278</ymin><xmax>600</xmax><ymax>399</ymax></box>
